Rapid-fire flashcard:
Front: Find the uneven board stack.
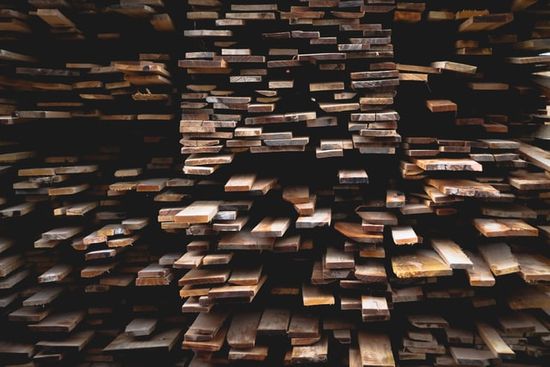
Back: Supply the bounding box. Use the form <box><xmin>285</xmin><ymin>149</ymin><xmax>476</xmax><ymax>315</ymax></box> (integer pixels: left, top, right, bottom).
<box><xmin>0</xmin><ymin>0</ymin><xmax>187</xmax><ymax>366</ymax></box>
<box><xmin>0</xmin><ymin>98</ymin><xmax>186</xmax><ymax>364</ymax></box>
<box><xmin>0</xmin><ymin>0</ymin><xmax>548</xmax><ymax>367</ymax></box>
<box><xmin>0</xmin><ymin>0</ymin><xmax>177</xmax><ymax>124</ymax></box>
<box><xmin>0</xmin><ymin>56</ymin><xmax>176</xmax><ymax>122</ymax></box>
<box><xmin>0</xmin><ymin>0</ymin><xmax>175</xmax><ymax>42</ymax></box>
<box><xmin>174</xmin><ymin>0</ymin><xmax>405</xmax><ymax>365</ymax></box>
<box><xmin>179</xmin><ymin>0</ymin><xmax>400</xmax><ymax>176</ymax></box>
<box><xmin>391</xmin><ymin>0</ymin><xmax>550</xmax><ymax>367</ymax></box>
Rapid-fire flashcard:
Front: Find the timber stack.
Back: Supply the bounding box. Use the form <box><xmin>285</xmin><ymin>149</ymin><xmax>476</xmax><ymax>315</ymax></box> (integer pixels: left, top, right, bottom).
<box><xmin>0</xmin><ymin>1</ymin><xmax>548</xmax><ymax>367</ymax></box>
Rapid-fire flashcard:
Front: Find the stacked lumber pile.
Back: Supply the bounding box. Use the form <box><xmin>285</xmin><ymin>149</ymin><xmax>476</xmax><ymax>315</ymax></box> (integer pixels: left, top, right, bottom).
<box><xmin>175</xmin><ymin>1</ymin><xmax>401</xmax><ymax>362</ymax></box>
<box><xmin>0</xmin><ymin>55</ymin><xmax>175</xmax><ymax>123</ymax></box>
<box><xmin>179</xmin><ymin>0</ymin><xmax>400</xmax><ymax>176</ymax></box>
<box><xmin>0</xmin><ymin>0</ymin><xmax>548</xmax><ymax>367</ymax></box>
<box><xmin>0</xmin><ymin>0</ymin><xmax>177</xmax><ymax>125</ymax></box>
<box><xmin>0</xmin><ymin>1</ymin><xmax>185</xmax><ymax>365</ymax></box>
<box><xmin>0</xmin><ymin>132</ymin><xmax>187</xmax><ymax>364</ymax></box>
<box><xmin>0</xmin><ymin>0</ymin><xmax>175</xmax><ymax>41</ymax></box>
<box><xmin>390</xmin><ymin>0</ymin><xmax>550</xmax><ymax>366</ymax></box>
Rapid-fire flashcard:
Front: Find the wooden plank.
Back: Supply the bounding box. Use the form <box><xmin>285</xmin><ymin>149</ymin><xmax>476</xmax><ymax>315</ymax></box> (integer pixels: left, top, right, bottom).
<box><xmin>106</xmin><ymin>329</ymin><xmax>182</xmax><ymax>352</ymax></box>
<box><xmin>225</xmin><ymin>173</ymin><xmax>256</xmax><ymax>192</ymax></box>
<box><xmin>302</xmin><ymin>284</ymin><xmax>335</xmax><ymax>306</ymax></box>
<box><xmin>257</xmin><ymin>308</ymin><xmax>290</xmax><ymax>335</ymax></box>
<box><xmin>291</xmin><ymin>336</ymin><xmax>328</xmax><ymax>363</ymax></box>
<box><xmin>473</xmin><ymin>218</ymin><xmax>538</xmax><ymax>237</ymax></box>
<box><xmin>38</xmin><ymin>265</ymin><xmax>72</xmax><ymax>283</ymax></box>
<box><xmin>391</xmin><ymin>226</ymin><xmax>418</xmax><ymax>245</ymax></box>
<box><xmin>361</xmin><ymin>296</ymin><xmax>390</xmax><ymax>321</ymax></box>
<box><xmin>23</xmin><ymin>287</ymin><xmax>63</xmax><ymax>307</ymax></box>
<box><xmin>251</xmin><ymin>217</ymin><xmax>290</xmax><ymax>237</ymax></box>
<box><xmin>29</xmin><ymin>311</ymin><xmax>85</xmax><ymax>333</ymax></box>
<box><xmin>476</xmin><ymin>322</ymin><xmax>515</xmax><ymax>358</ymax></box>
<box><xmin>175</xmin><ymin>201</ymin><xmax>220</xmax><ymax>223</ymax></box>
<box><xmin>227</xmin><ymin>312</ymin><xmax>262</xmax><ymax>348</ymax></box>
<box><xmin>431</xmin><ymin>239</ymin><xmax>473</xmax><ymax>269</ymax></box>
<box><xmin>358</xmin><ymin>331</ymin><xmax>395</xmax><ymax>367</ymax></box>
<box><xmin>516</xmin><ymin>253</ymin><xmax>550</xmax><ymax>283</ymax></box>
<box><xmin>518</xmin><ymin>143</ymin><xmax>550</xmax><ymax>171</ymax></box>
<box><xmin>288</xmin><ymin>314</ymin><xmax>319</xmax><ymax>338</ymax></box>
<box><xmin>426</xmin><ymin>99</ymin><xmax>457</xmax><ymax>112</ymax></box>
<box><xmin>478</xmin><ymin>243</ymin><xmax>520</xmax><ymax>276</ymax></box>
<box><xmin>464</xmin><ymin>251</ymin><xmax>495</xmax><ymax>287</ymax></box>
<box><xmin>392</xmin><ymin>250</ymin><xmax>453</xmax><ymax>278</ymax></box>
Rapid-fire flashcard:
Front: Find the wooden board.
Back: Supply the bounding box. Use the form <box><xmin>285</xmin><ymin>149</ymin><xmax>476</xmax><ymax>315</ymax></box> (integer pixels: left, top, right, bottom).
<box><xmin>358</xmin><ymin>331</ymin><xmax>395</xmax><ymax>367</ymax></box>
<box><xmin>478</xmin><ymin>243</ymin><xmax>520</xmax><ymax>276</ymax></box>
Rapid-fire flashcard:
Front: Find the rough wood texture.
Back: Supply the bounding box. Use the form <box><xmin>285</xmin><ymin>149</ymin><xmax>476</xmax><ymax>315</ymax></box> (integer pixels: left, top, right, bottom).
<box><xmin>0</xmin><ymin>0</ymin><xmax>548</xmax><ymax>366</ymax></box>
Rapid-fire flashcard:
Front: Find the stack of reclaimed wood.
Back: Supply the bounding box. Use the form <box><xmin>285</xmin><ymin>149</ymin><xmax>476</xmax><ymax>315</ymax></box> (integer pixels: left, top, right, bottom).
<box><xmin>0</xmin><ymin>56</ymin><xmax>175</xmax><ymax>123</ymax></box>
<box><xmin>176</xmin><ymin>1</ymin><xmax>400</xmax><ymax>362</ymax></box>
<box><xmin>0</xmin><ymin>0</ymin><xmax>177</xmax><ymax>125</ymax></box>
<box><xmin>0</xmin><ymin>1</ymin><xmax>185</xmax><ymax>365</ymax></box>
<box><xmin>0</xmin><ymin>0</ymin><xmax>549</xmax><ymax>367</ymax></box>
<box><xmin>179</xmin><ymin>0</ymin><xmax>400</xmax><ymax>176</ymax></box>
<box><xmin>390</xmin><ymin>0</ymin><xmax>550</xmax><ymax>366</ymax></box>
